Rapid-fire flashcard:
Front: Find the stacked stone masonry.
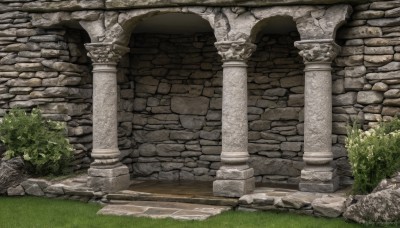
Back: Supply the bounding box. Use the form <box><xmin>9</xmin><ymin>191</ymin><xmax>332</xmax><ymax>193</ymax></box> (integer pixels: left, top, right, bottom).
<box><xmin>126</xmin><ymin>33</ymin><xmax>305</xmax><ymax>185</ymax></box>
<box><xmin>1</xmin><ymin>0</ymin><xmax>400</xmax><ymax>195</ymax></box>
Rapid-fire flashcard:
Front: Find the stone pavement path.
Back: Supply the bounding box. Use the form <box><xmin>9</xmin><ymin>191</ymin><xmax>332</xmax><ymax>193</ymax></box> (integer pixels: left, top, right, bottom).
<box><xmin>97</xmin><ymin>201</ymin><xmax>232</xmax><ymax>220</ymax></box>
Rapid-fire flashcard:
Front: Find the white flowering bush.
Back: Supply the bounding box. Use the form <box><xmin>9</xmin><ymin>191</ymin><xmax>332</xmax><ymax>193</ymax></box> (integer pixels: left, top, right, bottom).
<box><xmin>346</xmin><ymin>118</ymin><xmax>400</xmax><ymax>194</ymax></box>
<box><xmin>0</xmin><ymin>108</ymin><xmax>73</xmax><ymax>175</ymax></box>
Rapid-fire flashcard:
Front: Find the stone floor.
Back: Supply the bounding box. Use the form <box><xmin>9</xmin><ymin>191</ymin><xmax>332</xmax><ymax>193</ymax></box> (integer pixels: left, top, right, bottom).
<box><xmin>98</xmin><ymin>201</ymin><xmax>232</xmax><ymax>220</ymax></box>
<box><xmin>9</xmin><ymin>176</ymin><xmax>351</xmax><ymax>220</ymax></box>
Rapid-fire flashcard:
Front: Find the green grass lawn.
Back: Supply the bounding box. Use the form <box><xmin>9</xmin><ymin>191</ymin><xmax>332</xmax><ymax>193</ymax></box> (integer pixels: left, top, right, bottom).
<box><xmin>0</xmin><ymin>196</ymin><xmax>365</xmax><ymax>228</ymax></box>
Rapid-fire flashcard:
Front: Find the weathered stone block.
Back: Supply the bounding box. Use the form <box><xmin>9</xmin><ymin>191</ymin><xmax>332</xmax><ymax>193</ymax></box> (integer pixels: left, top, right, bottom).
<box><xmin>7</xmin><ymin>185</ymin><xmax>25</xmax><ymax>196</ymax></box>
<box><xmin>180</xmin><ymin>115</ymin><xmax>205</xmax><ymax>130</ymax></box>
<box><xmin>262</xmin><ymin>108</ymin><xmax>300</xmax><ymax>121</ymax></box>
<box><xmin>156</xmin><ymin>144</ymin><xmax>184</xmax><ymax>157</ymax></box>
<box><xmin>213</xmin><ymin>177</ymin><xmax>255</xmax><ymax>198</ymax></box>
<box><xmin>299</xmin><ymin>175</ymin><xmax>339</xmax><ymax>193</ymax></box>
<box><xmin>338</xmin><ymin>26</ymin><xmax>382</xmax><ymax>39</ymax></box>
<box><xmin>171</xmin><ymin>97</ymin><xmax>209</xmax><ymax>115</ymax></box>
<box><xmin>87</xmin><ymin>173</ymin><xmax>130</xmax><ymax>193</ymax></box>
<box><xmin>357</xmin><ymin>91</ymin><xmax>384</xmax><ymax>104</ymax></box>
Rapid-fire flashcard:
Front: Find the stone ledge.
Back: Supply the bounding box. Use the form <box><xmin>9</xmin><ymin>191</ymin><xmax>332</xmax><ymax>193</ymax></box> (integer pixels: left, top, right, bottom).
<box><xmin>105</xmin><ymin>0</ymin><xmax>366</xmax><ymax>9</ymax></box>
<box><xmin>4</xmin><ymin>0</ymin><xmax>369</xmax><ymax>13</ymax></box>
<box><xmin>238</xmin><ymin>187</ymin><xmax>348</xmax><ymax>218</ymax></box>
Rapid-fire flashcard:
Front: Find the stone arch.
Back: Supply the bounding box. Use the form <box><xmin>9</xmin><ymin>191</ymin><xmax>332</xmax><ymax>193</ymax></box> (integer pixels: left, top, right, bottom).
<box><xmin>106</xmin><ymin>7</ymin><xmax>226</xmax><ymax>46</ymax></box>
<box><xmin>30</xmin><ymin>11</ymin><xmax>105</xmax><ymax>43</ymax></box>
<box><xmin>249</xmin><ymin>15</ymin><xmax>298</xmax><ymax>43</ymax></box>
<box><xmin>248</xmin><ymin>5</ymin><xmax>352</xmax><ymax>42</ymax></box>
<box><xmin>246</xmin><ymin>15</ymin><xmax>305</xmax><ymax>187</ymax></box>
<box><xmin>118</xmin><ymin>10</ymin><xmax>224</xmax><ymax>182</ymax></box>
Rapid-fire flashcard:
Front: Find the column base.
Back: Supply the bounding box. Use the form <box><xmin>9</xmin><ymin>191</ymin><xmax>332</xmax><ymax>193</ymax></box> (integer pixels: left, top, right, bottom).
<box><xmin>87</xmin><ymin>165</ymin><xmax>130</xmax><ymax>193</ymax></box>
<box><xmin>299</xmin><ymin>168</ymin><xmax>339</xmax><ymax>193</ymax></box>
<box><xmin>213</xmin><ymin>168</ymin><xmax>255</xmax><ymax>197</ymax></box>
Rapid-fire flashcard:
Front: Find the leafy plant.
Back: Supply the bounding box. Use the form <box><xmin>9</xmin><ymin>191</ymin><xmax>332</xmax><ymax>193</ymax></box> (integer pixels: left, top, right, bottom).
<box><xmin>346</xmin><ymin>118</ymin><xmax>400</xmax><ymax>194</ymax></box>
<box><xmin>0</xmin><ymin>108</ymin><xmax>73</xmax><ymax>175</ymax></box>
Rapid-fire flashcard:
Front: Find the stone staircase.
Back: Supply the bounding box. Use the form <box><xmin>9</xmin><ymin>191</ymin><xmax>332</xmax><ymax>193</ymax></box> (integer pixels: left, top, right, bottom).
<box><xmin>98</xmin><ymin>201</ymin><xmax>232</xmax><ymax>220</ymax></box>
<box><xmin>106</xmin><ymin>189</ymin><xmax>238</xmax><ymax>206</ymax></box>
<box><xmin>97</xmin><ymin>181</ymin><xmax>237</xmax><ymax>220</ymax></box>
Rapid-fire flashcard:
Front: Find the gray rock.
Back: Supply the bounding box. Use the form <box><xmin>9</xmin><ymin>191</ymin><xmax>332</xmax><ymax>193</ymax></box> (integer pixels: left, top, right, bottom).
<box><xmin>263</xmin><ymin>88</ymin><xmax>287</xmax><ymax>96</ymax></box>
<box><xmin>7</xmin><ymin>185</ymin><xmax>25</xmax><ymax>196</ymax></box>
<box><xmin>372</xmin><ymin>82</ymin><xmax>389</xmax><ymax>92</ymax></box>
<box><xmin>44</xmin><ymin>184</ymin><xmax>65</xmax><ymax>195</ymax></box>
<box><xmin>180</xmin><ymin>115</ymin><xmax>205</xmax><ymax>130</ymax></box>
<box><xmin>170</xmin><ymin>131</ymin><xmax>197</xmax><ymax>140</ymax></box>
<box><xmin>138</xmin><ymin>143</ymin><xmax>156</xmax><ymax>157</ymax></box>
<box><xmin>345</xmin><ymin>66</ymin><xmax>366</xmax><ymax>77</ymax></box>
<box><xmin>368</xmin><ymin>17</ymin><xmax>400</xmax><ymax>27</ymax></box>
<box><xmin>280</xmin><ymin>76</ymin><xmax>304</xmax><ymax>88</ymax></box>
<box><xmin>378</xmin><ymin>62</ymin><xmax>400</xmax><ymax>72</ymax></box>
<box><xmin>384</xmin><ymin>89</ymin><xmax>400</xmax><ymax>98</ymax></box>
<box><xmin>262</xmin><ymin>108</ymin><xmax>301</xmax><ymax>121</ymax></box>
<box><xmin>249</xmin><ymin>156</ymin><xmax>303</xmax><ymax>177</ymax></box>
<box><xmin>312</xmin><ymin>196</ymin><xmax>346</xmax><ymax>218</ymax></box>
<box><xmin>338</xmin><ymin>26</ymin><xmax>382</xmax><ymax>39</ymax></box>
<box><xmin>344</xmin><ymin>77</ymin><xmax>365</xmax><ymax>90</ymax></box>
<box><xmin>357</xmin><ymin>91</ymin><xmax>384</xmax><ymax>104</ymax></box>
<box><xmin>171</xmin><ymin>97</ymin><xmax>209</xmax><ymax>115</ymax></box>
<box><xmin>22</xmin><ymin>183</ymin><xmax>44</xmax><ymax>196</ymax></box>
<box><xmin>0</xmin><ymin>157</ymin><xmax>26</xmax><ymax>194</ymax></box>
<box><xmin>133</xmin><ymin>162</ymin><xmax>161</xmax><ymax>176</ymax></box>
<box><xmin>367</xmin><ymin>71</ymin><xmax>400</xmax><ymax>80</ymax></box>
<box><xmin>280</xmin><ymin>192</ymin><xmax>318</xmax><ymax>209</ymax></box>
<box><xmin>281</xmin><ymin>142</ymin><xmax>302</xmax><ymax>152</ymax></box>
<box><xmin>344</xmin><ymin>189</ymin><xmax>400</xmax><ymax>224</ymax></box>
<box><xmin>156</xmin><ymin>144</ymin><xmax>185</xmax><ymax>157</ymax></box>
<box><xmin>200</xmin><ymin>130</ymin><xmax>220</xmax><ymax>140</ymax></box>
<box><xmin>364</xmin><ymin>55</ymin><xmax>393</xmax><ymax>65</ymax></box>
<box><xmin>249</xmin><ymin>120</ymin><xmax>271</xmax><ymax>131</ymax></box>
<box><xmin>383</xmin><ymin>98</ymin><xmax>400</xmax><ymax>107</ymax></box>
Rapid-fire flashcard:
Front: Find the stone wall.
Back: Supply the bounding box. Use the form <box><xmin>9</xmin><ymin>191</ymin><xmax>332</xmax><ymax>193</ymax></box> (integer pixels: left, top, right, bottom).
<box><xmin>116</xmin><ymin>32</ymin><xmax>306</xmax><ymax>185</ymax></box>
<box><xmin>0</xmin><ymin>12</ymin><xmax>93</xmax><ymax>171</ymax></box>
<box><xmin>3</xmin><ymin>0</ymin><xmax>400</xmax><ymax>188</ymax></box>
<box><xmin>332</xmin><ymin>1</ymin><xmax>400</xmax><ymax>185</ymax></box>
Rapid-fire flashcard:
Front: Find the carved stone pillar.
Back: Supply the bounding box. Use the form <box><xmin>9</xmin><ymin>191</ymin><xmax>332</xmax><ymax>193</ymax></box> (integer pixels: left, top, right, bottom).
<box><xmin>295</xmin><ymin>39</ymin><xmax>340</xmax><ymax>193</ymax></box>
<box><xmin>85</xmin><ymin>43</ymin><xmax>130</xmax><ymax>193</ymax></box>
<box><xmin>213</xmin><ymin>40</ymin><xmax>257</xmax><ymax>197</ymax></box>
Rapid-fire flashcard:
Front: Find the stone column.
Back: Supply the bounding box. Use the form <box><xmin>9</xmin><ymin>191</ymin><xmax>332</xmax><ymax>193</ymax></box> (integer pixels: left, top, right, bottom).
<box><xmin>294</xmin><ymin>39</ymin><xmax>340</xmax><ymax>193</ymax></box>
<box><xmin>85</xmin><ymin>42</ymin><xmax>130</xmax><ymax>193</ymax></box>
<box><xmin>213</xmin><ymin>40</ymin><xmax>257</xmax><ymax>197</ymax></box>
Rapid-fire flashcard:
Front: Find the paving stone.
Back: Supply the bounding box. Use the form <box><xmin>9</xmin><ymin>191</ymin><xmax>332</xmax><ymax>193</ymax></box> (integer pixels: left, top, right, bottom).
<box><xmin>97</xmin><ymin>201</ymin><xmax>231</xmax><ymax>220</ymax></box>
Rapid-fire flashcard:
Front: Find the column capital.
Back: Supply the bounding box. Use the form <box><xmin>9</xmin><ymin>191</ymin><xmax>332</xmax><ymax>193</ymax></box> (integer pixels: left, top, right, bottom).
<box><xmin>294</xmin><ymin>39</ymin><xmax>340</xmax><ymax>64</ymax></box>
<box><xmin>215</xmin><ymin>40</ymin><xmax>256</xmax><ymax>62</ymax></box>
<box><xmin>85</xmin><ymin>42</ymin><xmax>130</xmax><ymax>64</ymax></box>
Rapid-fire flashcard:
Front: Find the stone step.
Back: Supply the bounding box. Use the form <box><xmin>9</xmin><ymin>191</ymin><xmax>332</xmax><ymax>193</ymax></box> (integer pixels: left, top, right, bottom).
<box><xmin>107</xmin><ymin>190</ymin><xmax>238</xmax><ymax>207</ymax></box>
<box><xmin>98</xmin><ymin>201</ymin><xmax>232</xmax><ymax>220</ymax></box>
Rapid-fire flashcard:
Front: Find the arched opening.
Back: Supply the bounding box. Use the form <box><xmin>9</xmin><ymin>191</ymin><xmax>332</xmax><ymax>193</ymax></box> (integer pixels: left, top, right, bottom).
<box><xmin>247</xmin><ymin>16</ymin><xmax>305</xmax><ymax>189</ymax></box>
<box><xmin>115</xmin><ymin>13</ymin><xmax>222</xmax><ymax>186</ymax></box>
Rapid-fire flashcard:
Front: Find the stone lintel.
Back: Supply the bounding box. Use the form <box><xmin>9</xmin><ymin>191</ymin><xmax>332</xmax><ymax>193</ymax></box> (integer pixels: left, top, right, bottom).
<box><xmin>213</xmin><ymin>178</ymin><xmax>255</xmax><ymax>198</ymax></box>
<box><xmin>15</xmin><ymin>0</ymin><xmax>364</xmax><ymax>13</ymax></box>
<box><xmin>105</xmin><ymin>0</ymin><xmax>364</xmax><ymax>9</ymax></box>
<box><xmin>216</xmin><ymin>168</ymin><xmax>254</xmax><ymax>180</ymax></box>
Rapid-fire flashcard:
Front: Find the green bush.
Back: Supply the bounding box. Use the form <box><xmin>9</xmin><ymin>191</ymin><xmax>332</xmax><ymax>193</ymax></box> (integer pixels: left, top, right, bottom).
<box><xmin>0</xmin><ymin>108</ymin><xmax>73</xmax><ymax>175</ymax></box>
<box><xmin>346</xmin><ymin>118</ymin><xmax>400</xmax><ymax>194</ymax></box>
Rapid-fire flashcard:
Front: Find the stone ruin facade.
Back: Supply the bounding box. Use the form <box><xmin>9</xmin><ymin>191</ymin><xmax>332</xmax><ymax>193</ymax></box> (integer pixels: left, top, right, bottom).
<box><xmin>1</xmin><ymin>0</ymin><xmax>400</xmax><ymax>197</ymax></box>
